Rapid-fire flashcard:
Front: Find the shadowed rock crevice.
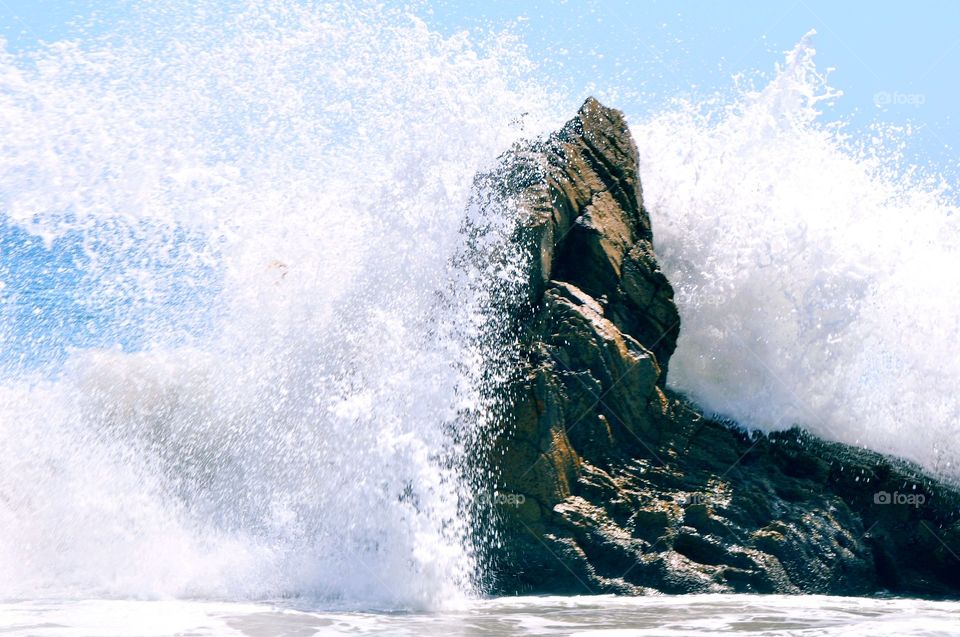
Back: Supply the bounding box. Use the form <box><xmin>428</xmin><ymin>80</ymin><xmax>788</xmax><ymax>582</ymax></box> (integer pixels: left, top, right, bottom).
<box><xmin>486</xmin><ymin>97</ymin><xmax>960</xmax><ymax>597</ymax></box>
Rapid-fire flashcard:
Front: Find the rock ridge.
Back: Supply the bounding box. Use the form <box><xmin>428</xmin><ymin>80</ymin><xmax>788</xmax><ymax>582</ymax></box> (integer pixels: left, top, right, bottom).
<box><xmin>487</xmin><ymin>97</ymin><xmax>960</xmax><ymax>597</ymax></box>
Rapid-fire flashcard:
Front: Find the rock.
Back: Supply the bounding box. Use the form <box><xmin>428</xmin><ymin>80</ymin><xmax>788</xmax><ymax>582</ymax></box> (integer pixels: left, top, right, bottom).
<box><xmin>503</xmin><ymin>97</ymin><xmax>680</xmax><ymax>377</ymax></box>
<box><xmin>484</xmin><ymin>97</ymin><xmax>960</xmax><ymax>597</ymax></box>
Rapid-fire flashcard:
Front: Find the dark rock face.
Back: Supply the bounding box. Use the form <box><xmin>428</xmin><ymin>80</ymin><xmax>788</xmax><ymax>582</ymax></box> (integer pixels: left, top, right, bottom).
<box><xmin>488</xmin><ymin>98</ymin><xmax>960</xmax><ymax>597</ymax></box>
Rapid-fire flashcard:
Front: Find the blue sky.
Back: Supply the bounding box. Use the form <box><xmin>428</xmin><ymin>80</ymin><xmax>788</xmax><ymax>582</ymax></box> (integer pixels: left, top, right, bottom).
<box><xmin>424</xmin><ymin>1</ymin><xmax>960</xmax><ymax>172</ymax></box>
<box><xmin>2</xmin><ymin>1</ymin><xmax>957</xmax><ymax>169</ymax></box>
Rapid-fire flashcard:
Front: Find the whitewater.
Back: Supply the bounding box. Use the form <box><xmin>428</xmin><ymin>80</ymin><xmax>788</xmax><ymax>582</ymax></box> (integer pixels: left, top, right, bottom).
<box><xmin>0</xmin><ymin>0</ymin><xmax>558</xmax><ymax>606</ymax></box>
<box><xmin>1</xmin><ymin>0</ymin><xmax>959</xmax><ymax>631</ymax></box>
<box><xmin>634</xmin><ymin>32</ymin><xmax>960</xmax><ymax>477</ymax></box>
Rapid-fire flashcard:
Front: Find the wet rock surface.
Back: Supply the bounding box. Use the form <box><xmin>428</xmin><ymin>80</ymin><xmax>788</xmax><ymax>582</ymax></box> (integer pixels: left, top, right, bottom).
<box><xmin>487</xmin><ymin>98</ymin><xmax>960</xmax><ymax>597</ymax></box>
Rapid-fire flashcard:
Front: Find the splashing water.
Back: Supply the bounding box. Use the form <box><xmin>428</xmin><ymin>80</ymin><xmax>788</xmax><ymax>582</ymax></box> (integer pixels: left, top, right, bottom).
<box><xmin>2</xmin><ymin>6</ymin><xmax>959</xmax><ymax>610</ymax></box>
<box><xmin>0</xmin><ymin>1</ymin><xmax>555</xmax><ymax>607</ymax></box>
<box><xmin>636</xmin><ymin>32</ymin><xmax>960</xmax><ymax>478</ymax></box>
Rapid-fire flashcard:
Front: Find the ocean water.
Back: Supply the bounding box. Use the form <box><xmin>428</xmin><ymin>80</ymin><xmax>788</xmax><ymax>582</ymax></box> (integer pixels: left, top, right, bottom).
<box><xmin>2</xmin><ymin>596</ymin><xmax>960</xmax><ymax>636</ymax></box>
<box><xmin>634</xmin><ymin>31</ymin><xmax>960</xmax><ymax>476</ymax></box>
<box><xmin>1</xmin><ymin>1</ymin><xmax>959</xmax><ymax>634</ymax></box>
<box><xmin>0</xmin><ymin>0</ymin><xmax>554</xmax><ymax>607</ymax></box>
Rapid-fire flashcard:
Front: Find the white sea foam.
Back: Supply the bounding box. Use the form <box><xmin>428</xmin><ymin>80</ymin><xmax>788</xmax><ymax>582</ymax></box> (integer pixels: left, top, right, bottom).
<box><xmin>635</xmin><ymin>32</ymin><xmax>960</xmax><ymax>477</ymax></box>
<box><xmin>3</xmin><ymin>596</ymin><xmax>960</xmax><ymax>636</ymax></box>
<box><xmin>0</xmin><ymin>0</ymin><xmax>554</xmax><ymax>607</ymax></box>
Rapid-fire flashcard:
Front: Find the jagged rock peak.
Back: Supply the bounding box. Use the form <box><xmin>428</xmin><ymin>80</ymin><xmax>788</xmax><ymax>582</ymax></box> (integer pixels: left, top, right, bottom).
<box><xmin>516</xmin><ymin>97</ymin><xmax>680</xmax><ymax>375</ymax></box>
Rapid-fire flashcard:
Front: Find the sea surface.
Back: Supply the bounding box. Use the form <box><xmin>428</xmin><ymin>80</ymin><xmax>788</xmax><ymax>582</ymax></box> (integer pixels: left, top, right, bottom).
<box><xmin>2</xmin><ymin>595</ymin><xmax>959</xmax><ymax>636</ymax></box>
